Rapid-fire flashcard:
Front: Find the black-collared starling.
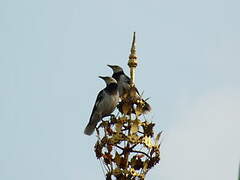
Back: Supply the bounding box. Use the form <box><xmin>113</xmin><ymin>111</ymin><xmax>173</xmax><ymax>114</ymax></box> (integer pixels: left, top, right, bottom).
<box><xmin>107</xmin><ymin>64</ymin><xmax>151</xmax><ymax>113</ymax></box>
<box><xmin>84</xmin><ymin>76</ymin><xmax>119</xmax><ymax>136</ymax></box>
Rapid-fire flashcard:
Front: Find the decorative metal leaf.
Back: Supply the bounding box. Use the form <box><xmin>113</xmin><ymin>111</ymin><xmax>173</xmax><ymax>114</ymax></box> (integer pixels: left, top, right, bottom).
<box><xmin>122</xmin><ymin>102</ymin><xmax>131</xmax><ymax>115</ymax></box>
<box><xmin>130</xmin><ymin>120</ymin><xmax>139</xmax><ymax>134</ymax></box>
<box><xmin>115</xmin><ymin>122</ymin><xmax>122</xmax><ymax>133</ymax></box>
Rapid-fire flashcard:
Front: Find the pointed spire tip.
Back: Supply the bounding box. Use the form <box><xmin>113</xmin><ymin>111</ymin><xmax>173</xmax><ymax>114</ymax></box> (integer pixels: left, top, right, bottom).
<box><xmin>131</xmin><ymin>32</ymin><xmax>136</xmax><ymax>52</ymax></box>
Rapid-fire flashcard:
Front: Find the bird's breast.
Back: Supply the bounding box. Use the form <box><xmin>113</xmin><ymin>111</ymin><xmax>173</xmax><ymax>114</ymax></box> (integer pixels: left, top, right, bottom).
<box><xmin>101</xmin><ymin>93</ymin><xmax>119</xmax><ymax>116</ymax></box>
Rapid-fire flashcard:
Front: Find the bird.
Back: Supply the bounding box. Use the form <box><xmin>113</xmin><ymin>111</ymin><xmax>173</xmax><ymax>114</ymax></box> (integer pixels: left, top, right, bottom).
<box><xmin>84</xmin><ymin>76</ymin><xmax>119</xmax><ymax>136</ymax></box>
<box><xmin>107</xmin><ymin>64</ymin><xmax>151</xmax><ymax>113</ymax></box>
<box><xmin>107</xmin><ymin>65</ymin><xmax>131</xmax><ymax>97</ymax></box>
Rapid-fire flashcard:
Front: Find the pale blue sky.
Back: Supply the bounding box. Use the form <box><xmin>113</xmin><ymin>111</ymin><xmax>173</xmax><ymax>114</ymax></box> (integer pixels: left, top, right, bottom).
<box><xmin>0</xmin><ymin>0</ymin><xmax>240</xmax><ymax>179</ymax></box>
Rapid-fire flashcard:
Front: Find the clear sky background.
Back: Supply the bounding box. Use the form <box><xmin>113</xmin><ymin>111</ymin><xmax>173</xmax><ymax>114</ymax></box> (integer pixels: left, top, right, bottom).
<box><xmin>0</xmin><ymin>0</ymin><xmax>240</xmax><ymax>179</ymax></box>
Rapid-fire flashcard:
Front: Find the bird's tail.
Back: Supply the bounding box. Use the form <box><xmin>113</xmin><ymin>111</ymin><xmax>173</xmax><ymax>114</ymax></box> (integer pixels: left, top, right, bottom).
<box><xmin>84</xmin><ymin>113</ymin><xmax>101</xmax><ymax>136</ymax></box>
<box><xmin>84</xmin><ymin>122</ymin><xmax>97</xmax><ymax>136</ymax></box>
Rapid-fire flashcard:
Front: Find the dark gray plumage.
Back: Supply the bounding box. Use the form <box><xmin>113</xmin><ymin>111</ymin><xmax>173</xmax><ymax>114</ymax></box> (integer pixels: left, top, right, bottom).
<box><xmin>84</xmin><ymin>76</ymin><xmax>119</xmax><ymax>136</ymax></box>
<box><xmin>108</xmin><ymin>64</ymin><xmax>151</xmax><ymax>113</ymax></box>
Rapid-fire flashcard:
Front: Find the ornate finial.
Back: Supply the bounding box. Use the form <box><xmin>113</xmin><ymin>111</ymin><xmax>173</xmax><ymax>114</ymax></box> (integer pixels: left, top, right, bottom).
<box><xmin>128</xmin><ymin>32</ymin><xmax>138</xmax><ymax>85</ymax></box>
<box><xmin>93</xmin><ymin>33</ymin><xmax>160</xmax><ymax>180</ymax></box>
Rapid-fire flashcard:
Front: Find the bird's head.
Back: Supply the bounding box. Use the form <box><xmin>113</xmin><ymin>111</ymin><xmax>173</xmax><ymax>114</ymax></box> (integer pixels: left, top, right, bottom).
<box><xmin>107</xmin><ymin>65</ymin><xmax>123</xmax><ymax>73</ymax></box>
<box><xmin>99</xmin><ymin>76</ymin><xmax>117</xmax><ymax>85</ymax></box>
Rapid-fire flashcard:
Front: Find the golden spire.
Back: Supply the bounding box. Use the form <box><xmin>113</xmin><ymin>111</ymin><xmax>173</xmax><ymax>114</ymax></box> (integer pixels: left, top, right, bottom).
<box><xmin>128</xmin><ymin>32</ymin><xmax>138</xmax><ymax>85</ymax></box>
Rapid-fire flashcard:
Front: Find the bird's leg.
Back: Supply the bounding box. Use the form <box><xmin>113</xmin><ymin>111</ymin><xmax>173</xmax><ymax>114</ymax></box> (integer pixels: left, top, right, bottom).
<box><xmin>109</xmin><ymin>114</ymin><xmax>115</xmax><ymax>120</ymax></box>
<box><xmin>103</xmin><ymin>114</ymin><xmax>115</xmax><ymax>121</ymax></box>
<box><xmin>104</xmin><ymin>114</ymin><xmax>115</xmax><ymax>117</ymax></box>
<box><xmin>116</xmin><ymin>111</ymin><xmax>120</xmax><ymax>117</ymax></box>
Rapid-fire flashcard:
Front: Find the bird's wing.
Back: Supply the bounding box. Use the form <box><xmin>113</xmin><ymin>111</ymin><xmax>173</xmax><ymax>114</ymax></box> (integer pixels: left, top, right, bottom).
<box><xmin>89</xmin><ymin>90</ymin><xmax>104</xmax><ymax>122</ymax></box>
<box><xmin>123</xmin><ymin>74</ymin><xmax>131</xmax><ymax>84</ymax></box>
<box><xmin>84</xmin><ymin>90</ymin><xmax>105</xmax><ymax>135</ymax></box>
<box><xmin>95</xmin><ymin>90</ymin><xmax>104</xmax><ymax>107</ymax></box>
